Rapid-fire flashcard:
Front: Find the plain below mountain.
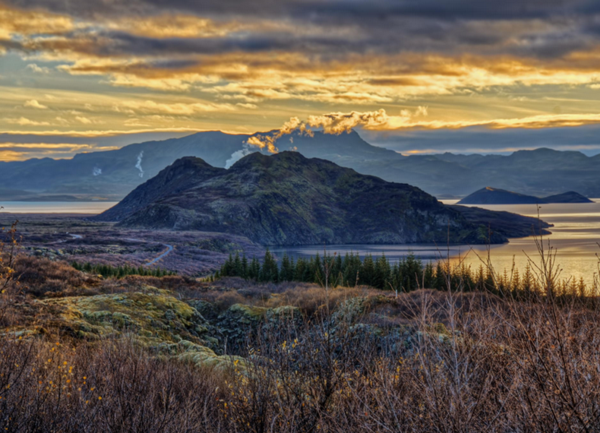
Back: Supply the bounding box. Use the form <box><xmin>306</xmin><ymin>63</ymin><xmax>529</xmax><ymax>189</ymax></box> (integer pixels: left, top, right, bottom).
<box><xmin>94</xmin><ymin>152</ymin><xmax>551</xmax><ymax>246</ymax></box>
<box><xmin>458</xmin><ymin>187</ymin><xmax>593</xmax><ymax>205</ymax></box>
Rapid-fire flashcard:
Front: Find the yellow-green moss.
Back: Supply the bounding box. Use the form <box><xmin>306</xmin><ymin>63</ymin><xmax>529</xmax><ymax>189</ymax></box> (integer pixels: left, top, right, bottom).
<box><xmin>42</xmin><ymin>288</ymin><xmax>206</xmax><ymax>347</ymax></box>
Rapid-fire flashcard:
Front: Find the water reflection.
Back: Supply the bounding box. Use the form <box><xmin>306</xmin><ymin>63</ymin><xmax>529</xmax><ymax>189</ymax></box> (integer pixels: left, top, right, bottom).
<box><xmin>271</xmin><ymin>199</ymin><xmax>600</xmax><ymax>287</ymax></box>
<box><xmin>0</xmin><ymin>201</ymin><xmax>117</xmax><ymax>214</ymax></box>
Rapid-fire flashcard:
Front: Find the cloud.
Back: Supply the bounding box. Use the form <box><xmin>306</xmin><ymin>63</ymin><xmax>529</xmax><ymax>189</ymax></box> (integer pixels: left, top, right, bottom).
<box><xmin>0</xmin><ymin>142</ymin><xmax>119</xmax><ymax>161</ymax></box>
<box><xmin>26</xmin><ymin>63</ymin><xmax>51</xmax><ymax>74</ymax></box>
<box><xmin>5</xmin><ymin>0</ymin><xmax>600</xmax><ymax>143</ymax></box>
<box><xmin>23</xmin><ymin>100</ymin><xmax>48</xmax><ymax>109</ymax></box>
<box><xmin>247</xmin><ymin>108</ymin><xmax>600</xmax><ymax>155</ymax></box>
<box><xmin>119</xmin><ymin>99</ymin><xmax>236</xmax><ymax>115</ymax></box>
<box><xmin>3</xmin><ymin>0</ymin><xmax>600</xmax><ymax>100</ymax></box>
<box><xmin>383</xmin><ymin>113</ymin><xmax>600</xmax><ymax>130</ymax></box>
<box><xmin>362</xmin><ymin>123</ymin><xmax>600</xmax><ymax>156</ymax></box>
<box><xmin>4</xmin><ymin>117</ymin><xmax>50</xmax><ymax>126</ymax></box>
<box><xmin>0</xmin><ymin>4</ymin><xmax>74</xmax><ymax>39</ymax></box>
<box><xmin>306</xmin><ymin>109</ymin><xmax>390</xmax><ymax>134</ymax></box>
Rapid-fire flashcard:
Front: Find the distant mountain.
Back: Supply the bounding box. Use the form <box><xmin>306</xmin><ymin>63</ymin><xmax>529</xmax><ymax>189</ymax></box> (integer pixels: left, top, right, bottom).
<box><xmin>458</xmin><ymin>187</ymin><xmax>592</xmax><ymax>205</ymax></box>
<box><xmin>2</xmin><ymin>130</ymin><xmax>600</xmax><ymax>200</ymax></box>
<box><xmin>94</xmin><ymin>152</ymin><xmax>549</xmax><ymax>246</ymax></box>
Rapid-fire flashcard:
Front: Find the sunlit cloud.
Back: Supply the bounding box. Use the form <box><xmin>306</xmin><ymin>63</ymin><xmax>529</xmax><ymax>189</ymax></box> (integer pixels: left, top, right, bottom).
<box><xmin>23</xmin><ymin>100</ymin><xmax>48</xmax><ymax>109</ymax></box>
<box><xmin>4</xmin><ymin>0</ymin><xmax>600</xmax><ymax>160</ymax></box>
<box><xmin>0</xmin><ymin>150</ymin><xmax>25</xmax><ymax>161</ymax></box>
<box><xmin>385</xmin><ymin>113</ymin><xmax>600</xmax><ymax>130</ymax></box>
<box><xmin>0</xmin><ymin>142</ymin><xmax>119</xmax><ymax>161</ymax></box>
<box><xmin>119</xmin><ymin>100</ymin><xmax>236</xmax><ymax>115</ymax></box>
<box><xmin>5</xmin><ymin>117</ymin><xmax>50</xmax><ymax>126</ymax></box>
<box><xmin>0</xmin><ymin>4</ymin><xmax>74</xmax><ymax>39</ymax></box>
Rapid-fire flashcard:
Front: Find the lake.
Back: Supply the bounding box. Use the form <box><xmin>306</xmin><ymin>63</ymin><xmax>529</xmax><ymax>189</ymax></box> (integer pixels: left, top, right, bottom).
<box><xmin>271</xmin><ymin>199</ymin><xmax>600</xmax><ymax>287</ymax></box>
<box><xmin>2</xmin><ymin>199</ymin><xmax>600</xmax><ymax>286</ymax></box>
<box><xmin>0</xmin><ymin>201</ymin><xmax>118</xmax><ymax>214</ymax></box>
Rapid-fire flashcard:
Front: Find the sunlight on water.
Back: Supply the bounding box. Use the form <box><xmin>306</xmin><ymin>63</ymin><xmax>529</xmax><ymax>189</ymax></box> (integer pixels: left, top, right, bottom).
<box><xmin>273</xmin><ymin>199</ymin><xmax>600</xmax><ymax>287</ymax></box>
<box><xmin>443</xmin><ymin>199</ymin><xmax>600</xmax><ymax>288</ymax></box>
<box><xmin>0</xmin><ymin>201</ymin><xmax>118</xmax><ymax>214</ymax></box>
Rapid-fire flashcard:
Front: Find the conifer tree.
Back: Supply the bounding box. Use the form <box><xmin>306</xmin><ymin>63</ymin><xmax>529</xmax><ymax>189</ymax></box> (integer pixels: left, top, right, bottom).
<box><xmin>233</xmin><ymin>252</ymin><xmax>243</xmax><ymax>277</ymax></box>
<box><xmin>260</xmin><ymin>249</ymin><xmax>279</xmax><ymax>282</ymax></box>
<box><xmin>434</xmin><ymin>262</ymin><xmax>447</xmax><ymax>290</ymax></box>
<box><xmin>373</xmin><ymin>254</ymin><xmax>391</xmax><ymax>289</ymax></box>
<box><xmin>423</xmin><ymin>262</ymin><xmax>435</xmax><ymax>289</ymax></box>
<box><xmin>241</xmin><ymin>254</ymin><xmax>249</xmax><ymax>279</ymax></box>
<box><xmin>280</xmin><ymin>254</ymin><xmax>293</xmax><ymax>281</ymax></box>
<box><xmin>361</xmin><ymin>254</ymin><xmax>375</xmax><ymax>287</ymax></box>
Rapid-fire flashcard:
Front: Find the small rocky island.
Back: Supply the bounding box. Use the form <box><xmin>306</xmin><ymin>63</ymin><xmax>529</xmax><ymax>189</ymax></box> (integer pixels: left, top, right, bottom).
<box><xmin>458</xmin><ymin>187</ymin><xmax>592</xmax><ymax>205</ymax></box>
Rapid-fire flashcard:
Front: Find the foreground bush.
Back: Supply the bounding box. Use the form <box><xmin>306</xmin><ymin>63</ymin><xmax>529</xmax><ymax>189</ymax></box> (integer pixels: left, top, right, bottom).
<box><xmin>1</xmin><ymin>288</ymin><xmax>600</xmax><ymax>432</ymax></box>
<box><xmin>0</xmin><ymin>339</ymin><xmax>225</xmax><ymax>432</ymax></box>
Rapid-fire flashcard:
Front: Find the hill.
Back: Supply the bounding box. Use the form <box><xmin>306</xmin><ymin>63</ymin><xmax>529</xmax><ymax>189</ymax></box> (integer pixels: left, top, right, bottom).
<box><xmin>447</xmin><ymin>205</ymin><xmax>552</xmax><ymax>237</ymax></box>
<box><xmin>458</xmin><ymin>187</ymin><xmax>592</xmax><ymax>205</ymax></box>
<box><xmin>94</xmin><ymin>152</ymin><xmax>550</xmax><ymax>246</ymax></box>
<box><xmin>542</xmin><ymin>191</ymin><xmax>593</xmax><ymax>203</ymax></box>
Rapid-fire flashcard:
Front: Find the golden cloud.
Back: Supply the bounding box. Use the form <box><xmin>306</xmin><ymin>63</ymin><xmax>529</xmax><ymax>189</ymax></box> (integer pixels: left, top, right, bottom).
<box><xmin>385</xmin><ymin>113</ymin><xmax>600</xmax><ymax>130</ymax></box>
<box><xmin>0</xmin><ymin>5</ymin><xmax>74</xmax><ymax>39</ymax></box>
<box><xmin>4</xmin><ymin>117</ymin><xmax>50</xmax><ymax>126</ymax></box>
<box><xmin>0</xmin><ymin>143</ymin><xmax>119</xmax><ymax>161</ymax></box>
<box><xmin>119</xmin><ymin>99</ymin><xmax>236</xmax><ymax>115</ymax></box>
<box><xmin>0</xmin><ymin>150</ymin><xmax>24</xmax><ymax>161</ymax></box>
<box><xmin>23</xmin><ymin>99</ymin><xmax>48</xmax><ymax>109</ymax></box>
<box><xmin>0</xmin><ymin>142</ymin><xmax>100</xmax><ymax>150</ymax></box>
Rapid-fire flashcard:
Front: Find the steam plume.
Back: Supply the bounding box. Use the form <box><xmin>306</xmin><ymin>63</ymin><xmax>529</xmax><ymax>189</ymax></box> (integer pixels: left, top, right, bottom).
<box><xmin>225</xmin><ymin>143</ymin><xmax>255</xmax><ymax>168</ymax></box>
<box><xmin>246</xmin><ymin>109</ymin><xmax>389</xmax><ymax>153</ymax></box>
<box><xmin>135</xmin><ymin>151</ymin><xmax>144</xmax><ymax>178</ymax></box>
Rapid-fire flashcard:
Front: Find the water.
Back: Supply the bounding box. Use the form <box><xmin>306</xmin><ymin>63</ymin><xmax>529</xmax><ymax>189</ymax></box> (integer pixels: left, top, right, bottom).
<box><xmin>3</xmin><ymin>199</ymin><xmax>600</xmax><ymax>285</ymax></box>
<box><xmin>272</xmin><ymin>199</ymin><xmax>600</xmax><ymax>287</ymax></box>
<box><xmin>0</xmin><ymin>201</ymin><xmax>117</xmax><ymax>214</ymax></box>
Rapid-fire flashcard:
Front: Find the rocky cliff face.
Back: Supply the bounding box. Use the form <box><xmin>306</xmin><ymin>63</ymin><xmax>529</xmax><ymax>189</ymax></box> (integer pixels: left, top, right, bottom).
<box><xmin>95</xmin><ymin>152</ymin><xmax>526</xmax><ymax>246</ymax></box>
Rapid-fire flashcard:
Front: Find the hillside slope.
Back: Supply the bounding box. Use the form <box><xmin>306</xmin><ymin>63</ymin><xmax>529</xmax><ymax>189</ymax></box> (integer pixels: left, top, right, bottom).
<box><xmin>95</xmin><ymin>152</ymin><xmax>547</xmax><ymax>246</ymax></box>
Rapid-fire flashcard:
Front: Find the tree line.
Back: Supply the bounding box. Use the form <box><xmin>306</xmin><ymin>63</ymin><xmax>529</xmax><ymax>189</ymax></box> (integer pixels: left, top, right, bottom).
<box><xmin>218</xmin><ymin>249</ymin><xmax>591</xmax><ymax>296</ymax></box>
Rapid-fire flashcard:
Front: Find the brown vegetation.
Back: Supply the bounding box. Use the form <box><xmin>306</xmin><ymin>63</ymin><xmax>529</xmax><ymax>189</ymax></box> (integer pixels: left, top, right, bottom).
<box><xmin>2</xmin><ymin>228</ymin><xmax>600</xmax><ymax>431</ymax></box>
<box><xmin>2</xmin><ymin>285</ymin><xmax>600</xmax><ymax>431</ymax></box>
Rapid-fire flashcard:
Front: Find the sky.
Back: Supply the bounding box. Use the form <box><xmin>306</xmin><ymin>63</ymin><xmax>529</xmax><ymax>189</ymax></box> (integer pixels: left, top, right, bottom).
<box><xmin>2</xmin><ymin>0</ymin><xmax>600</xmax><ymax>160</ymax></box>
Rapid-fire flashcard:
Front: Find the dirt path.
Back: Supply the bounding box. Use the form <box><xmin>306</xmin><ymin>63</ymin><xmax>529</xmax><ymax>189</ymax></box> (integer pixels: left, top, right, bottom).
<box><xmin>144</xmin><ymin>244</ymin><xmax>174</xmax><ymax>267</ymax></box>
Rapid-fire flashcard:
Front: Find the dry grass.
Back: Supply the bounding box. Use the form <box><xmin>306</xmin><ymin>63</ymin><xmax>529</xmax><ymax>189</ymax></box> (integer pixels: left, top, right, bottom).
<box><xmin>2</xmin><ymin>227</ymin><xmax>600</xmax><ymax>431</ymax></box>
<box><xmin>2</xmin><ymin>281</ymin><xmax>600</xmax><ymax>431</ymax></box>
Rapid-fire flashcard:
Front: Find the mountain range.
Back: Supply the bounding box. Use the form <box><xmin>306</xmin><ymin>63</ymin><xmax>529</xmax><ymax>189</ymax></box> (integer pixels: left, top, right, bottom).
<box><xmin>94</xmin><ymin>152</ymin><xmax>551</xmax><ymax>246</ymax></box>
<box><xmin>458</xmin><ymin>187</ymin><xmax>593</xmax><ymax>205</ymax></box>
<box><xmin>1</xmin><ymin>130</ymin><xmax>599</xmax><ymax>200</ymax></box>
